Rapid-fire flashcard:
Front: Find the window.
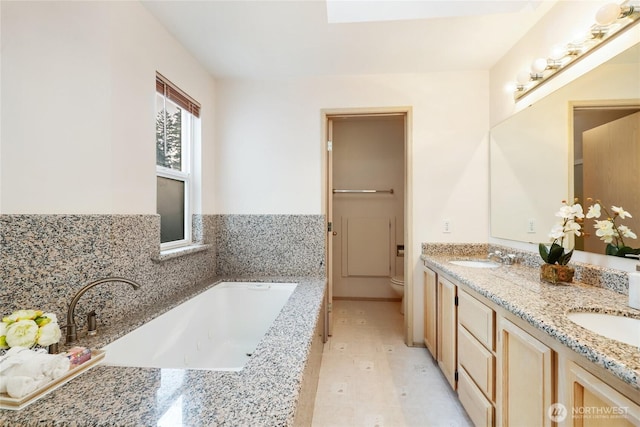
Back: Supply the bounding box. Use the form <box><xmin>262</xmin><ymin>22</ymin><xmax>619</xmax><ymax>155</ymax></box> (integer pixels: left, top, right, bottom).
<box><xmin>155</xmin><ymin>73</ymin><xmax>200</xmax><ymax>249</ymax></box>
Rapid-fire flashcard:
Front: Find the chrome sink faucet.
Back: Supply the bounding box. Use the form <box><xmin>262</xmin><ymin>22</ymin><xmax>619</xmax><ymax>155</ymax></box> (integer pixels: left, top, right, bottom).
<box><xmin>65</xmin><ymin>277</ymin><xmax>141</xmax><ymax>344</ymax></box>
<box><xmin>488</xmin><ymin>251</ymin><xmax>517</xmax><ymax>265</ymax></box>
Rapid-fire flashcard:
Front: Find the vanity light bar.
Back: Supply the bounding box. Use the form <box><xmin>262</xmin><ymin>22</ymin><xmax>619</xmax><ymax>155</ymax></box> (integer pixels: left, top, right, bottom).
<box><xmin>513</xmin><ymin>0</ymin><xmax>640</xmax><ymax>99</ymax></box>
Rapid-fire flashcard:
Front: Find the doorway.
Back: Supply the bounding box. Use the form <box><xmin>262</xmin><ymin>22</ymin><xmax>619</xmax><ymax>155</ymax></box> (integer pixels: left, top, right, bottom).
<box><xmin>322</xmin><ymin>108</ymin><xmax>412</xmax><ymax>344</ymax></box>
<box><xmin>573</xmin><ymin>104</ymin><xmax>640</xmax><ymax>254</ymax></box>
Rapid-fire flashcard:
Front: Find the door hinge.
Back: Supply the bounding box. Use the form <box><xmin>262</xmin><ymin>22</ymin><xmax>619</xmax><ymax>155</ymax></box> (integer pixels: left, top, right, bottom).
<box><xmin>327</xmin><ymin>140</ymin><xmax>332</xmax><ymax>151</ymax></box>
<box><xmin>454</xmin><ymin>295</ymin><xmax>459</xmax><ymax>306</ymax></box>
<box><xmin>327</xmin><ymin>302</ymin><xmax>333</xmax><ymax>312</ymax></box>
<box><xmin>328</xmin><ymin>221</ymin><xmax>333</xmax><ymax>232</ymax></box>
<box><xmin>454</xmin><ymin>370</ymin><xmax>459</xmax><ymax>382</ymax></box>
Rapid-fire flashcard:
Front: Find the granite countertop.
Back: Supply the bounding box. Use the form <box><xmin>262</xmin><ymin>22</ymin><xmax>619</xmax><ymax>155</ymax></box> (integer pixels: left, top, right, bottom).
<box><xmin>0</xmin><ymin>276</ymin><xmax>326</xmax><ymax>426</ymax></box>
<box><xmin>422</xmin><ymin>253</ymin><xmax>640</xmax><ymax>392</ymax></box>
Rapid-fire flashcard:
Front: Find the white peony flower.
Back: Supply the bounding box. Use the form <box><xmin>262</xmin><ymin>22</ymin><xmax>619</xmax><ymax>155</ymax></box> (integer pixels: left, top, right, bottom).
<box><xmin>3</xmin><ymin>310</ymin><xmax>41</xmax><ymax>324</ymax></box>
<box><xmin>612</xmin><ymin>206</ymin><xmax>632</xmax><ymax>219</ymax></box>
<box><xmin>36</xmin><ymin>322</ymin><xmax>61</xmax><ymax>347</ymax></box>
<box><xmin>5</xmin><ymin>320</ymin><xmax>39</xmax><ymax>348</ymax></box>
<box><xmin>43</xmin><ymin>313</ymin><xmax>58</xmax><ymax>324</ymax></box>
<box><xmin>586</xmin><ymin>203</ymin><xmax>601</xmax><ymax>219</ymax></box>
<box><xmin>0</xmin><ymin>322</ymin><xmax>8</xmax><ymax>349</ymax></box>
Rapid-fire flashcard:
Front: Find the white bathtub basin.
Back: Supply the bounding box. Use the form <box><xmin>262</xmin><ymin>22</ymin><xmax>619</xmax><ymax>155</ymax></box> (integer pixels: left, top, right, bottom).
<box><xmin>102</xmin><ymin>282</ymin><xmax>297</xmax><ymax>371</ymax></box>
<box><xmin>449</xmin><ymin>260</ymin><xmax>500</xmax><ymax>269</ymax></box>
<box><xmin>567</xmin><ymin>312</ymin><xmax>640</xmax><ymax>348</ymax></box>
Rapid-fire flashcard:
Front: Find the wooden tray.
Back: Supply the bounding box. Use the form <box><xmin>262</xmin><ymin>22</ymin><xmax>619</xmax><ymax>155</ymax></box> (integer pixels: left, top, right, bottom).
<box><xmin>0</xmin><ymin>349</ymin><xmax>105</xmax><ymax>411</ymax></box>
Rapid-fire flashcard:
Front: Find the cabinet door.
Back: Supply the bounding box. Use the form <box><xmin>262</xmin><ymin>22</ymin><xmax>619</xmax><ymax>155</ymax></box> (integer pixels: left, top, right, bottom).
<box><xmin>458</xmin><ymin>366</ymin><xmax>495</xmax><ymax>427</ymax></box>
<box><xmin>497</xmin><ymin>317</ymin><xmax>553</xmax><ymax>427</ymax></box>
<box><xmin>437</xmin><ymin>276</ymin><xmax>457</xmax><ymax>389</ymax></box>
<box><xmin>562</xmin><ymin>360</ymin><xmax>640</xmax><ymax>427</ymax></box>
<box><xmin>423</xmin><ymin>268</ymin><xmax>437</xmax><ymax>358</ymax></box>
<box><xmin>458</xmin><ymin>289</ymin><xmax>495</xmax><ymax>351</ymax></box>
<box><xmin>459</xmin><ymin>325</ymin><xmax>495</xmax><ymax>401</ymax></box>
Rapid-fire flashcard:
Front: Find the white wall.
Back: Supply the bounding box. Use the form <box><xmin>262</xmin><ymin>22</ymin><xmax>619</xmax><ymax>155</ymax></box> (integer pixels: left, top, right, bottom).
<box><xmin>215</xmin><ymin>72</ymin><xmax>490</xmax><ymax>343</ymax></box>
<box><xmin>0</xmin><ymin>1</ymin><xmax>216</xmax><ymax>214</ymax></box>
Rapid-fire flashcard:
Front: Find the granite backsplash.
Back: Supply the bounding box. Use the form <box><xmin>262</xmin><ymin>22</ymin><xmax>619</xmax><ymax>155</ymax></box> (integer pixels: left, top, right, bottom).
<box><xmin>1</xmin><ymin>214</ymin><xmax>325</xmax><ymax>330</ymax></box>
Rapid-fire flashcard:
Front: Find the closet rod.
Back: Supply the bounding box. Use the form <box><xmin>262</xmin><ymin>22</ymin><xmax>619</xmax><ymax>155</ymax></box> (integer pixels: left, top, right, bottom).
<box><xmin>332</xmin><ymin>189</ymin><xmax>394</xmax><ymax>194</ymax></box>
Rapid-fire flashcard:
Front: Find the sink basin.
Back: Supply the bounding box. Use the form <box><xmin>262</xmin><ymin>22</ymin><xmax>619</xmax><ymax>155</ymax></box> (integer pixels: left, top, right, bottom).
<box><xmin>449</xmin><ymin>260</ymin><xmax>500</xmax><ymax>269</ymax></box>
<box><xmin>567</xmin><ymin>312</ymin><xmax>640</xmax><ymax>347</ymax></box>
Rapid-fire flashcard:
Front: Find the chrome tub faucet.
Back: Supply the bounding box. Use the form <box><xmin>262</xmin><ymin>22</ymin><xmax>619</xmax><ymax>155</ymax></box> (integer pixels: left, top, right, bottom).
<box><xmin>65</xmin><ymin>277</ymin><xmax>141</xmax><ymax>344</ymax></box>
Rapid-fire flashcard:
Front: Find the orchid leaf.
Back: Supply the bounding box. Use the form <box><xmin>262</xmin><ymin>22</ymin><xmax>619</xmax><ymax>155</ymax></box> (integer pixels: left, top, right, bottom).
<box><xmin>547</xmin><ymin>243</ymin><xmax>565</xmax><ymax>265</ymax></box>
<box><xmin>559</xmin><ymin>249</ymin><xmax>573</xmax><ymax>265</ymax></box>
<box><xmin>538</xmin><ymin>243</ymin><xmax>549</xmax><ymax>263</ymax></box>
<box><xmin>609</xmin><ymin>245</ymin><xmax>640</xmax><ymax>257</ymax></box>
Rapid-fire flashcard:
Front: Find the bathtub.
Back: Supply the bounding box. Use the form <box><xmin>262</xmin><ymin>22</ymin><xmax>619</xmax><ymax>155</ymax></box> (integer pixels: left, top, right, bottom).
<box><xmin>102</xmin><ymin>282</ymin><xmax>297</xmax><ymax>371</ymax></box>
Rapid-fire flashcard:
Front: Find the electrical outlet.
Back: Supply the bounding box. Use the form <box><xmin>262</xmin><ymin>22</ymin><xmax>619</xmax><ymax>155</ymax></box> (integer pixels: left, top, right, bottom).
<box><xmin>443</xmin><ymin>220</ymin><xmax>452</xmax><ymax>233</ymax></box>
<box><xmin>527</xmin><ymin>219</ymin><xmax>536</xmax><ymax>234</ymax></box>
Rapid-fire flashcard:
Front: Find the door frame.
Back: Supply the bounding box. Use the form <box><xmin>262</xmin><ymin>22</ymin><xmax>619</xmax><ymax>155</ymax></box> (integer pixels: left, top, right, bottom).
<box><xmin>321</xmin><ymin>106</ymin><xmax>414</xmax><ymax>345</ymax></box>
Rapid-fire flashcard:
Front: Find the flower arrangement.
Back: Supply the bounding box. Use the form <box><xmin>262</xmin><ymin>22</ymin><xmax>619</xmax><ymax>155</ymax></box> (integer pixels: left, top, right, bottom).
<box><xmin>0</xmin><ymin>310</ymin><xmax>61</xmax><ymax>350</ymax></box>
<box><xmin>539</xmin><ymin>200</ymin><xmax>584</xmax><ymax>265</ymax></box>
<box><xmin>586</xmin><ymin>199</ymin><xmax>639</xmax><ymax>257</ymax></box>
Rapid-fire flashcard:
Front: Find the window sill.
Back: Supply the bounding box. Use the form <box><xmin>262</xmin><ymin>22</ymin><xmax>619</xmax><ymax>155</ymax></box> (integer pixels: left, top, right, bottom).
<box><xmin>152</xmin><ymin>243</ymin><xmax>212</xmax><ymax>263</ymax></box>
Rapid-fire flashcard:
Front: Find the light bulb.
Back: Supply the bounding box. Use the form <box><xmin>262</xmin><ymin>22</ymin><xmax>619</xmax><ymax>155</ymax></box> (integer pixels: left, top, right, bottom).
<box><xmin>516</xmin><ymin>70</ymin><xmax>531</xmax><ymax>85</ymax></box>
<box><xmin>549</xmin><ymin>44</ymin><xmax>566</xmax><ymax>60</ymax></box>
<box><xmin>531</xmin><ymin>58</ymin><xmax>548</xmax><ymax>73</ymax></box>
<box><xmin>596</xmin><ymin>3</ymin><xmax>621</xmax><ymax>25</ymax></box>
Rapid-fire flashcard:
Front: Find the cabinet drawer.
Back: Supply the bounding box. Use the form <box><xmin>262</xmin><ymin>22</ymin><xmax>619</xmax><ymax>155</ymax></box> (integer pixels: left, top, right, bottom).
<box><xmin>458</xmin><ymin>366</ymin><xmax>494</xmax><ymax>427</ymax></box>
<box><xmin>458</xmin><ymin>290</ymin><xmax>494</xmax><ymax>350</ymax></box>
<box><xmin>458</xmin><ymin>325</ymin><xmax>495</xmax><ymax>401</ymax></box>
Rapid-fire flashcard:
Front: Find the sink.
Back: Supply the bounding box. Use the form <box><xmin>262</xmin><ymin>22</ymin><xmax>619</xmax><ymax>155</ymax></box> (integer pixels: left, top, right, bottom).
<box><xmin>567</xmin><ymin>312</ymin><xmax>640</xmax><ymax>347</ymax></box>
<box><xmin>449</xmin><ymin>260</ymin><xmax>500</xmax><ymax>269</ymax></box>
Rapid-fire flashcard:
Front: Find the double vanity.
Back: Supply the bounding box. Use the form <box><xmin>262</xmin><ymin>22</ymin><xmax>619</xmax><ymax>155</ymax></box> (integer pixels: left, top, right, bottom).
<box><xmin>422</xmin><ymin>245</ymin><xmax>639</xmax><ymax>427</ymax></box>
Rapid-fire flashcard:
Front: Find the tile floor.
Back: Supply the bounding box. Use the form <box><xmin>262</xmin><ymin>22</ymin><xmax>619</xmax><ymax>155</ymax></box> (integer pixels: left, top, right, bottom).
<box><xmin>311</xmin><ymin>300</ymin><xmax>473</xmax><ymax>427</ymax></box>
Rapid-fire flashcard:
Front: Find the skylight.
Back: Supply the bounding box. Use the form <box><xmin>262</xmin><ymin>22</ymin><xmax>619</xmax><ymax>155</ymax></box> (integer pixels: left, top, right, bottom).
<box><xmin>325</xmin><ymin>0</ymin><xmax>542</xmax><ymax>24</ymax></box>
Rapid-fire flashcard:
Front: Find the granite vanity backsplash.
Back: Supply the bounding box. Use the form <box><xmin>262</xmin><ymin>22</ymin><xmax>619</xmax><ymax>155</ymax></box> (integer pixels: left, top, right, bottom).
<box><xmin>421</xmin><ymin>242</ymin><xmax>631</xmax><ymax>295</ymax></box>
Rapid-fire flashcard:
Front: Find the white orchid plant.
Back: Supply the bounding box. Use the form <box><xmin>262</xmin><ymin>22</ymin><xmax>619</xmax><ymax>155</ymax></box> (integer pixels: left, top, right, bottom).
<box><xmin>539</xmin><ymin>200</ymin><xmax>584</xmax><ymax>265</ymax></box>
<box><xmin>586</xmin><ymin>199</ymin><xmax>639</xmax><ymax>257</ymax></box>
<box><xmin>0</xmin><ymin>310</ymin><xmax>61</xmax><ymax>350</ymax></box>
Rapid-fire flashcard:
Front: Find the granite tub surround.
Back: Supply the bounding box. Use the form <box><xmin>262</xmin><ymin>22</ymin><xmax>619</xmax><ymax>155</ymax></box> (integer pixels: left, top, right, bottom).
<box><xmin>1</xmin><ymin>214</ymin><xmax>216</xmax><ymax>330</ymax></box>
<box><xmin>0</xmin><ymin>276</ymin><xmax>327</xmax><ymax>426</ymax></box>
<box><xmin>421</xmin><ymin>243</ymin><xmax>640</xmax><ymax>393</ymax></box>
<box><xmin>214</xmin><ymin>214</ymin><xmax>326</xmax><ymax>277</ymax></box>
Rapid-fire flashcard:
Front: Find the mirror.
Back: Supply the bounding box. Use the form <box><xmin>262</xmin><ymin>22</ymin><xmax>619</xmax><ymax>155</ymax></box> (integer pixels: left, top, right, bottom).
<box><xmin>490</xmin><ymin>42</ymin><xmax>640</xmax><ymax>257</ymax></box>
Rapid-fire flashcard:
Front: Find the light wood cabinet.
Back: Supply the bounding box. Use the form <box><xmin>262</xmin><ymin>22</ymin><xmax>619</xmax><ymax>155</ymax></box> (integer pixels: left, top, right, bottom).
<box><xmin>561</xmin><ymin>359</ymin><xmax>640</xmax><ymax>427</ymax></box>
<box><xmin>437</xmin><ymin>275</ymin><xmax>457</xmax><ymax>389</ymax></box>
<box><xmin>457</xmin><ymin>289</ymin><xmax>496</xmax><ymax>426</ymax></box>
<box><xmin>424</xmin><ymin>264</ymin><xmax>638</xmax><ymax>427</ymax></box>
<box><xmin>459</xmin><ymin>326</ymin><xmax>495</xmax><ymax>400</ymax></box>
<box><xmin>497</xmin><ymin>317</ymin><xmax>554</xmax><ymax>427</ymax></box>
<box><xmin>458</xmin><ymin>290</ymin><xmax>495</xmax><ymax>351</ymax></box>
<box><xmin>423</xmin><ymin>268</ymin><xmax>437</xmax><ymax>358</ymax></box>
<box><xmin>459</xmin><ymin>366</ymin><xmax>495</xmax><ymax>427</ymax></box>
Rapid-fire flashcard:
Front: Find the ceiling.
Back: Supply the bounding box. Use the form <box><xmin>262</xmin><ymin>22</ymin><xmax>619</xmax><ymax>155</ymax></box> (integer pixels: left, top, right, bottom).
<box><xmin>142</xmin><ymin>0</ymin><xmax>556</xmax><ymax>79</ymax></box>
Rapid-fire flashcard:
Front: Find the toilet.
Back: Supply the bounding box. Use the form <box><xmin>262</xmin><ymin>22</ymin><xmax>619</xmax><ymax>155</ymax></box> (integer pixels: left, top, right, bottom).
<box><xmin>389</xmin><ymin>275</ymin><xmax>405</xmax><ymax>314</ymax></box>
